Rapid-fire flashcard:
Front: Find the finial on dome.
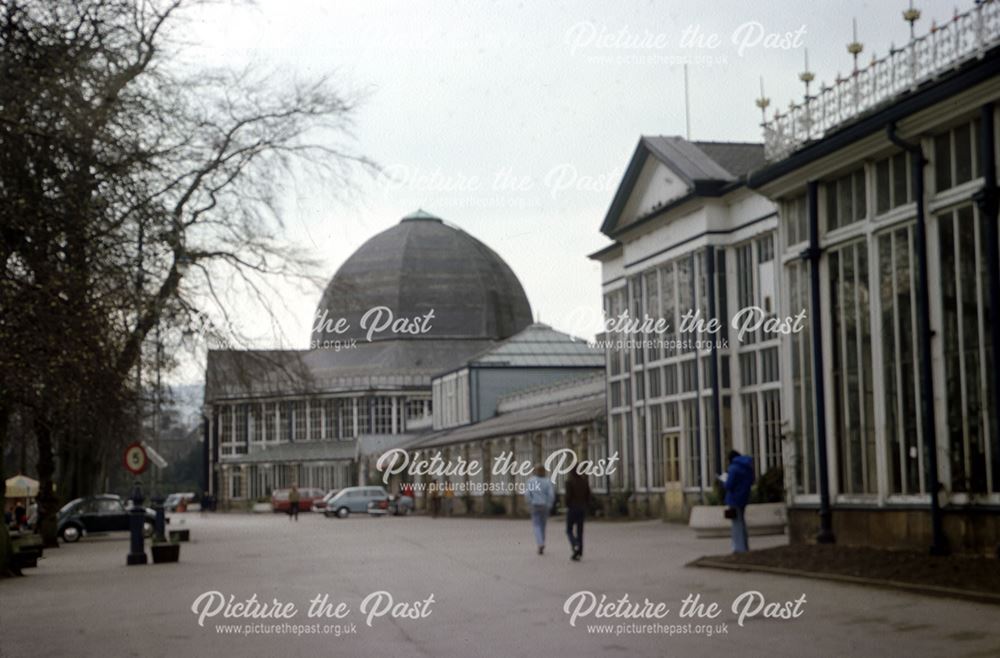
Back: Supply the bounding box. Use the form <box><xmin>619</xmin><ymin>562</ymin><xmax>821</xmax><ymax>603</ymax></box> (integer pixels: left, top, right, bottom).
<box><xmin>401</xmin><ymin>209</ymin><xmax>443</xmax><ymax>223</ymax></box>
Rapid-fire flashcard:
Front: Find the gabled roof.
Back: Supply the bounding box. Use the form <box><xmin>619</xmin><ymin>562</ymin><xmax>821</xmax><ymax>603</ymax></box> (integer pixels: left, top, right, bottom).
<box><xmin>643</xmin><ymin>136</ymin><xmax>737</xmax><ymax>183</ymax></box>
<box><xmin>599</xmin><ymin>136</ymin><xmax>764</xmax><ymax>237</ymax></box>
<box><xmin>435</xmin><ymin>323</ymin><xmax>604</xmax><ymax>374</ymax></box>
<box><xmin>694</xmin><ymin>141</ymin><xmax>767</xmax><ymax>180</ymax></box>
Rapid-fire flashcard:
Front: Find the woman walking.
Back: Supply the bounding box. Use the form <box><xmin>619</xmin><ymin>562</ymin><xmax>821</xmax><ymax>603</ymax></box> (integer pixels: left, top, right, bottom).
<box><xmin>524</xmin><ymin>465</ymin><xmax>555</xmax><ymax>555</ymax></box>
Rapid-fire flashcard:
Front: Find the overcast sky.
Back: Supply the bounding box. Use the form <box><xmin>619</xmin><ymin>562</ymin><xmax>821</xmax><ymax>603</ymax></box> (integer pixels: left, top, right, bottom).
<box><xmin>174</xmin><ymin>0</ymin><xmax>955</xmax><ymax>383</ymax></box>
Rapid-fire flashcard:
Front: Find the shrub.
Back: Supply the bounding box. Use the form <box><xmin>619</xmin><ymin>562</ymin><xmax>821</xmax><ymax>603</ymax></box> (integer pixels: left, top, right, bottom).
<box><xmin>750</xmin><ymin>466</ymin><xmax>784</xmax><ymax>504</ymax></box>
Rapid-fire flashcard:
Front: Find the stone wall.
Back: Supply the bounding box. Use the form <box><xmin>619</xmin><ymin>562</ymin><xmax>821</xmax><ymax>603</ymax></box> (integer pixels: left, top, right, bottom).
<box><xmin>788</xmin><ymin>506</ymin><xmax>1000</xmax><ymax>557</ymax></box>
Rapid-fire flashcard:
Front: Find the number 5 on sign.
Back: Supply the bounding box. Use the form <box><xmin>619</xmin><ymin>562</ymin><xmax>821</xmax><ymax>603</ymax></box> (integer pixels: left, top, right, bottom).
<box><xmin>123</xmin><ymin>442</ymin><xmax>148</xmax><ymax>475</ymax></box>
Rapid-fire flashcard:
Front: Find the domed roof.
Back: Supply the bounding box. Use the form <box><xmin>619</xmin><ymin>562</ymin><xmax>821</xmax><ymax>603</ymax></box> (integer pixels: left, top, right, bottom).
<box><xmin>312</xmin><ymin>211</ymin><xmax>533</xmax><ymax>346</ymax></box>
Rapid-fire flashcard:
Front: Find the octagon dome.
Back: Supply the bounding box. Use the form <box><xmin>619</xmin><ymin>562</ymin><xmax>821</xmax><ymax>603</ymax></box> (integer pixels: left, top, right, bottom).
<box><xmin>312</xmin><ymin>211</ymin><xmax>533</xmax><ymax>346</ymax></box>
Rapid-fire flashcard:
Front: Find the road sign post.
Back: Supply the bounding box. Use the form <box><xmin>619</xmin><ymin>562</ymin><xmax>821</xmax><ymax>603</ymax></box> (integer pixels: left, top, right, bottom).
<box><xmin>123</xmin><ymin>443</ymin><xmax>149</xmax><ymax>566</ymax></box>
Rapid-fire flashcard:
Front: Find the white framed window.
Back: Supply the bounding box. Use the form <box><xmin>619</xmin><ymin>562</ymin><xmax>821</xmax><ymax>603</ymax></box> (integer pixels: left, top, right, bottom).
<box><xmin>829</xmin><ymin>240</ymin><xmax>877</xmax><ymax>495</ymax></box>
<box><xmin>308</xmin><ymin>400</ymin><xmax>322</xmax><ymax>441</ymax></box>
<box><xmin>933</xmin><ymin>119</ymin><xmax>981</xmax><ymax>193</ymax></box>
<box><xmin>825</xmin><ymin>167</ymin><xmax>867</xmax><ymax>232</ymax></box>
<box><xmin>784</xmin><ymin>196</ymin><xmax>808</xmax><ymax>249</ymax></box>
<box><xmin>291</xmin><ymin>400</ymin><xmax>306</xmax><ymax>441</ymax></box>
<box><xmin>937</xmin><ymin>204</ymin><xmax>996</xmax><ymax>495</ymax></box>
<box><xmin>786</xmin><ymin>260</ymin><xmax>816</xmax><ymax>495</ymax></box>
<box><xmin>874</xmin><ymin>151</ymin><xmax>913</xmax><ymax>215</ymax></box>
<box><xmin>877</xmin><ymin>224</ymin><xmax>924</xmax><ymax>494</ymax></box>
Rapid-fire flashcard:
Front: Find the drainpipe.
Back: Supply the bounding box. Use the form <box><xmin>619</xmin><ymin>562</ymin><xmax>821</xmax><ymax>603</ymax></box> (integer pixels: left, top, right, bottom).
<box><xmin>801</xmin><ymin>180</ymin><xmax>835</xmax><ymax>544</ymax></box>
<box><xmin>887</xmin><ymin>122</ymin><xmax>948</xmax><ymax>556</ymax></box>
<box><xmin>202</xmin><ymin>413</ymin><xmax>210</xmax><ymax>496</ymax></box>
<box><xmin>972</xmin><ymin>103</ymin><xmax>1000</xmax><ymax>499</ymax></box>
<box><xmin>706</xmin><ymin>245</ymin><xmax>723</xmax><ymax>480</ymax></box>
<box><xmin>690</xmin><ymin>252</ymin><xmax>704</xmax><ymax>502</ymax></box>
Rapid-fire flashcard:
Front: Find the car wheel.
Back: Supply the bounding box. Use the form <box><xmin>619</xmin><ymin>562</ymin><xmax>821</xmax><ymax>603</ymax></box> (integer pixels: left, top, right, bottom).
<box><xmin>336</xmin><ymin>507</ymin><xmax>349</xmax><ymax>519</ymax></box>
<box><xmin>61</xmin><ymin>525</ymin><xmax>81</xmax><ymax>543</ymax></box>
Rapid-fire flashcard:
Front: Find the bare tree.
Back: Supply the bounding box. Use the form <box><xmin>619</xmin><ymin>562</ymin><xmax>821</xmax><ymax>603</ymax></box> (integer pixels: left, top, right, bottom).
<box><xmin>0</xmin><ymin>0</ymin><xmax>372</xmax><ymax>553</ymax></box>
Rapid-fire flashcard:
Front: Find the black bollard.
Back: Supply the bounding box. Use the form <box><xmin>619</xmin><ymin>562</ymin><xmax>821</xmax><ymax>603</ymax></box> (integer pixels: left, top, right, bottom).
<box><xmin>151</xmin><ymin>493</ymin><xmax>166</xmax><ymax>543</ymax></box>
<box><xmin>126</xmin><ymin>479</ymin><xmax>148</xmax><ymax>565</ymax></box>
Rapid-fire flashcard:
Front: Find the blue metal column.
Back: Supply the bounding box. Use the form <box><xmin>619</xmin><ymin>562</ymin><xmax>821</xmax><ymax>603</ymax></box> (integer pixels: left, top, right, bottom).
<box><xmin>802</xmin><ymin>180</ymin><xmax>835</xmax><ymax>543</ymax></box>
<box><xmin>973</xmin><ymin>102</ymin><xmax>1000</xmax><ymax>497</ymax></box>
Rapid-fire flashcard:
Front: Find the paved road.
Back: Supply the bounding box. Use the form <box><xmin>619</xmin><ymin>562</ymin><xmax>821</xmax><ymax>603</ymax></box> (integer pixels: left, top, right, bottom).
<box><xmin>1</xmin><ymin>512</ymin><xmax>998</xmax><ymax>657</ymax></box>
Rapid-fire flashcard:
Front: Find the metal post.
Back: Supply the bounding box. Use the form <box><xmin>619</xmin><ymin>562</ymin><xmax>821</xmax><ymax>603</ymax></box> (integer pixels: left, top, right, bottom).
<box><xmin>802</xmin><ymin>180</ymin><xmax>835</xmax><ymax>543</ymax></box>
<box><xmin>887</xmin><ymin>123</ymin><xmax>948</xmax><ymax>556</ymax></box>
<box><xmin>151</xmin><ymin>493</ymin><xmax>166</xmax><ymax>543</ymax></box>
<box><xmin>706</xmin><ymin>245</ymin><xmax>723</xmax><ymax>479</ymax></box>
<box><xmin>690</xmin><ymin>252</ymin><xmax>704</xmax><ymax>501</ymax></box>
<box><xmin>973</xmin><ymin>102</ymin><xmax>1000</xmax><ymax>497</ymax></box>
<box><xmin>126</xmin><ymin>480</ymin><xmax>147</xmax><ymax>565</ymax></box>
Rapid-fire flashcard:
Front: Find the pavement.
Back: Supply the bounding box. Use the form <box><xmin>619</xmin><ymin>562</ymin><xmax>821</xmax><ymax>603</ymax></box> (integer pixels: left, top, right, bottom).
<box><xmin>1</xmin><ymin>512</ymin><xmax>999</xmax><ymax>658</ymax></box>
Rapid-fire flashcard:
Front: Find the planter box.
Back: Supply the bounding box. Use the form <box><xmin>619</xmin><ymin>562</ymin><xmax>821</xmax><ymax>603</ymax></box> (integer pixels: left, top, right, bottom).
<box><xmin>151</xmin><ymin>542</ymin><xmax>180</xmax><ymax>563</ymax></box>
<box><xmin>251</xmin><ymin>502</ymin><xmax>272</xmax><ymax>513</ymax></box>
<box><xmin>688</xmin><ymin>503</ymin><xmax>787</xmax><ymax>538</ymax></box>
<box><xmin>168</xmin><ymin>529</ymin><xmax>190</xmax><ymax>543</ymax></box>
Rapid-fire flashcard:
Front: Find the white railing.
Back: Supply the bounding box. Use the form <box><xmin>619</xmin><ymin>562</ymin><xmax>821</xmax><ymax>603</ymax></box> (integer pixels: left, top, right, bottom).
<box><xmin>763</xmin><ymin>0</ymin><xmax>1000</xmax><ymax>161</ymax></box>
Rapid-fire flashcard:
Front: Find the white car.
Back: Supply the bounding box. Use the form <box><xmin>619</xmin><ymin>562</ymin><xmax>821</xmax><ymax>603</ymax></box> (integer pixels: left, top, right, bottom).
<box><xmin>164</xmin><ymin>492</ymin><xmax>196</xmax><ymax>511</ymax></box>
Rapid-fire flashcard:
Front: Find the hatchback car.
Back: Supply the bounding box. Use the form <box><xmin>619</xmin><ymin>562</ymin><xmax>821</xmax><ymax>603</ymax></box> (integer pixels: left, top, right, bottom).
<box><xmin>323</xmin><ymin>486</ymin><xmax>390</xmax><ymax>518</ymax></box>
<box><xmin>57</xmin><ymin>495</ymin><xmax>156</xmax><ymax>543</ymax></box>
<box><xmin>313</xmin><ymin>489</ymin><xmax>340</xmax><ymax>513</ymax></box>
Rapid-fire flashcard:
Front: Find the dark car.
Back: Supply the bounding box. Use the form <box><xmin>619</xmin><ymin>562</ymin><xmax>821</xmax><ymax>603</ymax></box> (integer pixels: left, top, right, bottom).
<box><xmin>57</xmin><ymin>495</ymin><xmax>156</xmax><ymax>543</ymax></box>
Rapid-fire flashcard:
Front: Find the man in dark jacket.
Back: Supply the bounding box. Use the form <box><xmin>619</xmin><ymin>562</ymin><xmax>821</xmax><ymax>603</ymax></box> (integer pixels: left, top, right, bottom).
<box><xmin>724</xmin><ymin>450</ymin><xmax>755</xmax><ymax>553</ymax></box>
<box><xmin>564</xmin><ymin>470</ymin><xmax>591</xmax><ymax>561</ymax></box>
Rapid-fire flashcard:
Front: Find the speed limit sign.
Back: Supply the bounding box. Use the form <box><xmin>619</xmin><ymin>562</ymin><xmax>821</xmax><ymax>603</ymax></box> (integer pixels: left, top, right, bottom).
<box><xmin>123</xmin><ymin>442</ymin><xmax>148</xmax><ymax>475</ymax></box>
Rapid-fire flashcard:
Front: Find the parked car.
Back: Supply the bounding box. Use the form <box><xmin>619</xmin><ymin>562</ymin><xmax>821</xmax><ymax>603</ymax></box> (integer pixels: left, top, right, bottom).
<box><xmin>271</xmin><ymin>488</ymin><xmax>327</xmax><ymax>513</ymax></box>
<box><xmin>164</xmin><ymin>492</ymin><xmax>196</xmax><ymax>511</ymax></box>
<box><xmin>313</xmin><ymin>489</ymin><xmax>340</xmax><ymax>513</ymax></box>
<box><xmin>367</xmin><ymin>494</ymin><xmax>415</xmax><ymax>517</ymax></box>
<box><xmin>57</xmin><ymin>495</ymin><xmax>156</xmax><ymax>543</ymax></box>
<box><xmin>323</xmin><ymin>486</ymin><xmax>391</xmax><ymax>518</ymax></box>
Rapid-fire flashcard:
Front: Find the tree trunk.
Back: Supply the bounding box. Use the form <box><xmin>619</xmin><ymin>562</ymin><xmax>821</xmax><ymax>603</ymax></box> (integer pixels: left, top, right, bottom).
<box><xmin>34</xmin><ymin>416</ymin><xmax>59</xmax><ymax>549</ymax></box>
<box><xmin>0</xmin><ymin>401</ymin><xmax>16</xmax><ymax>576</ymax></box>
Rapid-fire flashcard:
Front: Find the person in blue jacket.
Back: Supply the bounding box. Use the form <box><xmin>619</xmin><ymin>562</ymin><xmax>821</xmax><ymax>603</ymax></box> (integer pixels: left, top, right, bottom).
<box><xmin>724</xmin><ymin>450</ymin><xmax>755</xmax><ymax>553</ymax></box>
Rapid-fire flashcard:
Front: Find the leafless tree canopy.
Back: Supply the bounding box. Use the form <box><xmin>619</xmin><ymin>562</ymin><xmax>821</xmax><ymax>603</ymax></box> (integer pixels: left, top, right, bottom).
<box><xmin>0</xmin><ymin>0</ymin><xmax>372</xmax><ymax>543</ymax></box>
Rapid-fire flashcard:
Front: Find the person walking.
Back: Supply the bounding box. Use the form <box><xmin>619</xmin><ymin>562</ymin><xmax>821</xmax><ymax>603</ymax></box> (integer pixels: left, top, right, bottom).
<box><xmin>564</xmin><ymin>469</ymin><xmax>591</xmax><ymax>561</ymax></box>
<box><xmin>13</xmin><ymin>501</ymin><xmax>26</xmax><ymax>530</ymax></box>
<box><xmin>443</xmin><ymin>481</ymin><xmax>455</xmax><ymax>517</ymax></box>
<box><xmin>288</xmin><ymin>485</ymin><xmax>301</xmax><ymax>521</ymax></box>
<box><xmin>428</xmin><ymin>480</ymin><xmax>442</xmax><ymax>518</ymax></box>
<box><xmin>524</xmin><ymin>465</ymin><xmax>555</xmax><ymax>555</ymax></box>
<box><xmin>724</xmin><ymin>450</ymin><xmax>755</xmax><ymax>553</ymax></box>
